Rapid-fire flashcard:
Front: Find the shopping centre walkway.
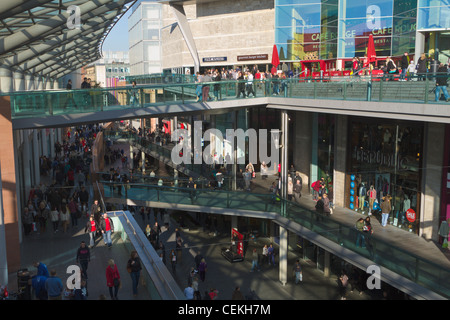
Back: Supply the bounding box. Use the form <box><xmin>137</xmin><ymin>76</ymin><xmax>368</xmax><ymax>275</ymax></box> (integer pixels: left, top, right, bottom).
<box><xmin>9</xmin><ymin>138</ymin><xmax>450</xmax><ymax>300</ymax></box>
<box><xmin>101</xmin><ymin>139</ymin><xmax>450</xmax><ymax>299</ymax></box>
<box><xmin>7</xmin><ymin>77</ymin><xmax>450</xmax><ymax>130</ymax></box>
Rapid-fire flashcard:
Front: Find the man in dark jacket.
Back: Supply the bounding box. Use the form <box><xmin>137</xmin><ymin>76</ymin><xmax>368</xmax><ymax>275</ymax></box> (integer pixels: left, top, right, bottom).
<box><xmin>76</xmin><ymin>241</ymin><xmax>91</xmax><ymax>279</ymax></box>
<box><xmin>435</xmin><ymin>63</ymin><xmax>450</xmax><ymax>102</ymax></box>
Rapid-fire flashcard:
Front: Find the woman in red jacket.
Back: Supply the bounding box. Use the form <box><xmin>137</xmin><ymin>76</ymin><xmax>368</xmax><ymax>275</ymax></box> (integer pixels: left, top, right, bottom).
<box><xmin>106</xmin><ymin>259</ymin><xmax>120</xmax><ymax>300</ymax></box>
<box><xmin>311</xmin><ymin>178</ymin><xmax>324</xmax><ymax>201</ymax></box>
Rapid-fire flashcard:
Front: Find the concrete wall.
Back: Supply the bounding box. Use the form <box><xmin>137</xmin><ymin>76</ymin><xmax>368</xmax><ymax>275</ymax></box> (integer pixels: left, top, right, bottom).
<box><xmin>292</xmin><ymin>111</ymin><xmax>312</xmax><ymax>192</ymax></box>
<box><xmin>333</xmin><ymin>115</ymin><xmax>348</xmax><ymax>208</ymax></box>
<box><xmin>161</xmin><ymin>0</ymin><xmax>274</xmax><ymax>70</ymax></box>
<box><xmin>420</xmin><ymin>122</ymin><xmax>445</xmax><ymax>240</ymax></box>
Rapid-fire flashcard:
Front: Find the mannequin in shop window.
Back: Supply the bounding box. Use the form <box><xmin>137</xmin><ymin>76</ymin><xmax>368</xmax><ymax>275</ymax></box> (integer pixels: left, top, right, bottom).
<box><xmin>382</xmin><ymin>129</ymin><xmax>392</xmax><ymax>152</ymax></box>
<box><xmin>402</xmin><ymin>194</ymin><xmax>411</xmax><ymax>225</ymax></box>
<box><xmin>367</xmin><ymin>186</ymin><xmax>377</xmax><ymax>215</ymax></box>
<box><xmin>359</xmin><ymin>182</ymin><xmax>367</xmax><ymax>213</ymax></box>
<box><xmin>438</xmin><ymin>220</ymin><xmax>449</xmax><ymax>249</ymax></box>
<box><xmin>393</xmin><ymin>186</ymin><xmax>405</xmax><ymax>226</ymax></box>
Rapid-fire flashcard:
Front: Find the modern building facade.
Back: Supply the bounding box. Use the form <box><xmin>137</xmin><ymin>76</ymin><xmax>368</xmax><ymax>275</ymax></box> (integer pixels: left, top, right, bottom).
<box><xmin>128</xmin><ymin>0</ymin><xmax>164</xmax><ymax>75</ymax></box>
<box><xmin>161</xmin><ymin>0</ymin><xmax>450</xmax><ymax>72</ymax></box>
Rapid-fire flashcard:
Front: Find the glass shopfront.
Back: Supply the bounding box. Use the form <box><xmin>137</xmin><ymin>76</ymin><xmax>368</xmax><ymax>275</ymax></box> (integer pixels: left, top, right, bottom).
<box><xmin>276</xmin><ymin>0</ymin><xmax>417</xmax><ymax>62</ymax></box>
<box><xmin>275</xmin><ymin>0</ymin><xmax>339</xmax><ymax>67</ymax></box>
<box><xmin>346</xmin><ymin>117</ymin><xmax>423</xmax><ymax>234</ymax></box>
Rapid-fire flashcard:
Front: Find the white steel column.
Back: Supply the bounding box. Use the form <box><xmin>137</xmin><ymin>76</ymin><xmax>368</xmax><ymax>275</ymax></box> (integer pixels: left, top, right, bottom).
<box><xmin>49</xmin><ymin>128</ymin><xmax>55</xmax><ymax>159</ymax></box>
<box><xmin>33</xmin><ymin>129</ymin><xmax>40</xmax><ymax>186</ymax></box>
<box><xmin>279</xmin><ymin>225</ymin><xmax>288</xmax><ymax>285</ymax></box>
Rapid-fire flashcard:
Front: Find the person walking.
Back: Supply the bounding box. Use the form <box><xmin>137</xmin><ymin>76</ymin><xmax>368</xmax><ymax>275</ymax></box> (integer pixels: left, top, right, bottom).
<box><xmin>435</xmin><ymin>63</ymin><xmax>450</xmax><ymax>102</ymax></box>
<box><xmin>355</xmin><ymin>218</ymin><xmax>366</xmax><ymax>248</ymax></box>
<box><xmin>338</xmin><ymin>270</ymin><xmax>349</xmax><ymax>300</ymax></box>
<box><xmin>100</xmin><ymin>213</ymin><xmax>114</xmax><ymax>248</ymax></box>
<box><xmin>262</xmin><ymin>244</ymin><xmax>269</xmax><ymax>265</ymax></box>
<box><xmin>198</xmin><ymin>258</ymin><xmax>207</xmax><ymax>282</ymax></box>
<box><xmin>34</xmin><ymin>261</ymin><xmax>50</xmax><ymax>278</ymax></box>
<box><xmin>322</xmin><ymin>193</ymin><xmax>331</xmax><ymax>216</ymax></box>
<box><xmin>170</xmin><ymin>249</ymin><xmax>177</xmax><ymax>273</ymax></box>
<box><xmin>127</xmin><ymin>250</ymin><xmax>142</xmax><ymax>297</ymax></box>
<box><xmin>45</xmin><ymin>269</ymin><xmax>64</xmax><ymax>300</ymax></box>
<box><xmin>293</xmin><ymin>178</ymin><xmax>302</xmax><ymax>204</ymax></box>
<box><xmin>293</xmin><ymin>260</ymin><xmax>303</xmax><ymax>284</ymax></box>
<box><xmin>380</xmin><ymin>196</ymin><xmax>391</xmax><ymax>227</ymax></box>
<box><xmin>232</xmin><ymin>286</ymin><xmax>245</xmax><ymax>300</ymax></box>
<box><xmin>416</xmin><ymin>53</ymin><xmax>427</xmax><ymax>80</ymax></box>
<box><xmin>85</xmin><ymin>215</ymin><xmax>97</xmax><ymax>248</ymax></box>
<box><xmin>22</xmin><ymin>207</ymin><xmax>34</xmax><ymax>236</ymax></box>
<box><xmin>50</xmin><ymin>206</ymin><xmax>59</xmax><ymax>233</ymax></box>
<box><xmin>267</xmin><ymin>243</ymin><xmax>275</xmax><ymax>266</ymax></box>
<box><xmin>250</xmin><ymin>248</ymin><xmax>260</xmax><ymax>272</ymax></box>
<box><xmin>60</xmin><ymin>203</ymin><xmax>70</xmax><ymax>233</ymax></box>
<box><xmin>287</xmin><ymin>176</ymin><xmax>294</xmax><ymax>201</ymax></box>
<box><xmin>311</xmin><ymin>178</ymin><xmax>324</xmax><ymax>201</ymax></box>
<box><xmin>184</xmin><ymin>284</ymin><xmax>195</xmax><ymax>300</ymax></box>
<box><xmin>76</xmin><ymin>241</ymin><xmax>91</xmax><ymax>280</ymax></box>
<box><xmin>106</xmin><ymin>259</ymin><xmax>120</xmax><ymax>300</ymax></box>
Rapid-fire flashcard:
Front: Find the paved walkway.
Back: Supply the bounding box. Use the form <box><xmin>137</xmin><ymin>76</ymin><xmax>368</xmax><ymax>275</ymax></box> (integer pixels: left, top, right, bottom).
<box><xmin>9</xmin><ymin>137</ymin><xmax>449</xmax><ymax>300</ymax></box>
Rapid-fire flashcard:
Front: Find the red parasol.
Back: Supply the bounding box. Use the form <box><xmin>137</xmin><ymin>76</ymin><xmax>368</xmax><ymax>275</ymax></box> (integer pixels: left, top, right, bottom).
<box><xmin>367</xmin><ymin>34</ymin><xmax>376</xmax><ymax>63</ymax></box>
<box><xmin>271</xmin><ymin>44</ymin><xmax>280</xmax><ymax>68</ymax></box>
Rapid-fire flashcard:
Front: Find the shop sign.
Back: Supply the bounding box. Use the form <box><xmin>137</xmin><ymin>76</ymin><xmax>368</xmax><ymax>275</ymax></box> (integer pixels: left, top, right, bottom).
<box><xmin>202</xmin><ymin>57</ymin><xmax>227</xmax><ymax>63</ymax></box>
<box><xmin>237</xmin><ymin>54</ymin><xmax>268</xmax><ymax>62</ymax></box>
<box><xmin>353</xmin><ymin>147</ymin><xmax>408</xmax><ymax>170</ymax></box>
<box><xmin>406</xmin><ymin>208</ymin><xmax>416</xmax><ymax>222</ymax></box>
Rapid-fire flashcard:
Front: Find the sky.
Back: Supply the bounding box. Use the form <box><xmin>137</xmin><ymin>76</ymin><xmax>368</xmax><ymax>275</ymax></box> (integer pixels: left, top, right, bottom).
<box><xmin>101</xmin><ymin>8</ymin><xmax>131</xmax><ymax>52</ymax></box>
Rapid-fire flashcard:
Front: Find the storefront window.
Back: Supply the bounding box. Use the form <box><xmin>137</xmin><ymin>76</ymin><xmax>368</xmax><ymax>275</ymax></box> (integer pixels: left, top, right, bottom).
<box><xmin>347</xmin><ymin>118</ymin><xmax>423</xmax><ymax>234</ymax></box>
<box><xmin>275</xmin><ymin>0</ymin><xmax>338</xmax><ymax>65</ymax></box>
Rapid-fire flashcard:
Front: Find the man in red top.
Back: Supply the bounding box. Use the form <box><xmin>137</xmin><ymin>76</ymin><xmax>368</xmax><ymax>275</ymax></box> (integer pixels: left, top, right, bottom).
<box><xmin>100</xmin><ymin>213</ymin><xmax>114</xmax><ymax>248</ymax></box>
<box><xmin>85</xmin><ymin>215</ymin><xmax>97</xmax><ymax>248</ymax></box>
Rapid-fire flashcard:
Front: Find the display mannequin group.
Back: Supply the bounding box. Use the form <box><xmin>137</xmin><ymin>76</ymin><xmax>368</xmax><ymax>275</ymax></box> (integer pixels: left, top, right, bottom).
<box><xmin>367</xmin><ymin>185</ymin><xmax>377</xmax><ymax>215</ymax></box>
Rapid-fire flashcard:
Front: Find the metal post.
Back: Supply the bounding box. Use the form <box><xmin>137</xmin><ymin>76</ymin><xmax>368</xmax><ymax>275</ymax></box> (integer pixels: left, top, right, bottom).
<box><xmin>281</xmin><ymin>110</ymin><xmax>288</xmax><ymax>216</ymax></box>
<box><xmin>0</xmin><ymin>164</ymin><xmax>8</xmax><ymax>287</ymax></box>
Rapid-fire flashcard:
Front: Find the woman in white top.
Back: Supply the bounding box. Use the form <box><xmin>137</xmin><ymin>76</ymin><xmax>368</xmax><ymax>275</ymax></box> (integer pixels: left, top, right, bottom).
<box><xmin>50</xmin><ymin>206</ymin><xmax>60</xmax><ymax>233</ymax></box>
<box><xmin>59</xmin><ymin>204</ymin><xmax>70</xmax><ymax>233</ymax></box>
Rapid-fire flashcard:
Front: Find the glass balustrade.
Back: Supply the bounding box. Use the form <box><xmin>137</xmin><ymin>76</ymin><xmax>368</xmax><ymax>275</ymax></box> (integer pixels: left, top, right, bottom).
<box><xmin>4</xmin><ymin>74</ymin><xmax>449</xmax><ymax>119</ymax></box>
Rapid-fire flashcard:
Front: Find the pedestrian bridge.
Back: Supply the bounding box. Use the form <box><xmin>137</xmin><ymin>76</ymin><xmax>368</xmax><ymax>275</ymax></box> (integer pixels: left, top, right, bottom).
<box><xmin>99</xmin><ymin>179</ymin><xmax>450</xmax><ymax>300</ymax></box>
<box><xmin>4</xmin><ymin>76</ymin><xmax>450</xmax><ymax>130</ymax></box>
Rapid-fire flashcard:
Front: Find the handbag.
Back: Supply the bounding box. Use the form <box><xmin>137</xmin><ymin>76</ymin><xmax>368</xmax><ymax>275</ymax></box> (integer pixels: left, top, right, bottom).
<box><xmin>113</xmin><ymin>277</ymin><xmax>120</xmax><ymax>287</ymax></box>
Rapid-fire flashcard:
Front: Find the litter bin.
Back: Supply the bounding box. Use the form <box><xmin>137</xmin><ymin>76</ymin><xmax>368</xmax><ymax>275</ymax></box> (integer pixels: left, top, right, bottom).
<box><xmin>17</xmin><ymin>269</ymin><xmax>31</xmax><ymax>300</ymax></box>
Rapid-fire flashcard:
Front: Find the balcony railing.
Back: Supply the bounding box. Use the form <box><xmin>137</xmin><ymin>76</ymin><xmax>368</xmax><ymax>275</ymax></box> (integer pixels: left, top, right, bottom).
<box><xmin>3</xmin><ymin>74</ymin><xmax>449</xmax><ymax>120</ymax></box>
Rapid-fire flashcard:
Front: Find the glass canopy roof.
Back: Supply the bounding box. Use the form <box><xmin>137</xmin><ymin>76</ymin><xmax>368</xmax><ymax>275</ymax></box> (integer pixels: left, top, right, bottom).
<box><xmin>0</xmin><ymin>0</ymin><xmax>135</xmax><ymax>80</ymax></box>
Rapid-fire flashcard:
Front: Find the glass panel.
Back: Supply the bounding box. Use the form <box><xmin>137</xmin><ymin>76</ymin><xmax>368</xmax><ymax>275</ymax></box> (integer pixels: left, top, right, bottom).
<box><xmin>345</xmin><ymin>0</ymin><xmax>394</xmax><ymax>19</ymax></box>
<box><xmin>417</xmin><ymin>5</ymin><xmax>450</xmax><ymax>29</ymax></box>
